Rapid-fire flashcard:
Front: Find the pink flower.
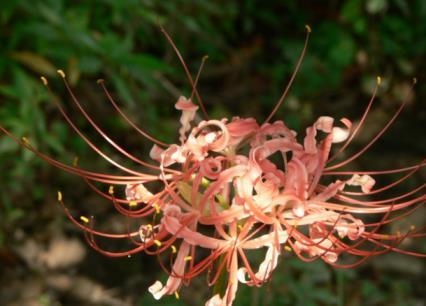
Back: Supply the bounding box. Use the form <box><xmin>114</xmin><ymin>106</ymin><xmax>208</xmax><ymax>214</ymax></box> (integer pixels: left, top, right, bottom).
<box><xmin>0</xmin><ymin>26</ymin><xmax>424</xmax><ymax>306</ymax></box>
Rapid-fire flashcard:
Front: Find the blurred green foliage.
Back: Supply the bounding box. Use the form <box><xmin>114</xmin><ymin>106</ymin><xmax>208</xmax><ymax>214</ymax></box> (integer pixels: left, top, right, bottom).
<box><xmin>0</xmin><ymin>0</ymin><xmax>425</xmax><ymax>305</ymax></box>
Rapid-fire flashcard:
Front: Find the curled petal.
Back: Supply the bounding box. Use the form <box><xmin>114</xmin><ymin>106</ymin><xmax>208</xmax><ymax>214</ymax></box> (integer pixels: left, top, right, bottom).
<box><xmin>200</xmin><ymin>157</ymin><xmax>223</xmax><ymax>179</ymax></box>
<box><xmin>148</xmin><ymin>242</ymin><xmax>191</xmax><ymax>299</ymax></box>
<box><xmin>125</xmin><ymin>183</ymin><xmax>154</xmax><ymax>202</ymax></box>
<box><xmin>346</xmin><ymin>174</ymin><xmax>376</xmax><ymax>193</ymax></box>
<box><xmin>175</xmin><ymin>96</ymin><xmax>198</xmax><ymax>143</ymax></box>
<box><xmin>196</xmin><ymin>120</ymin><xmax>230</xmax><ymax>152</ymax></box>
<box><xmin>331</xmin><ymin>118</ymin><xmax>352</xmax><ymax>143</ymax></box>
<box><xmin>226</xmin><ymin>117</ymin><xmax>259</xmax><ymax>146</ymax></box>
<box><xmin>253</xmin><ymin>243</ymin><xmax>280</xmax><ymax>282</ymax></box>
<box><xmin>162</xmin><ymin>215</ymin><xmax>227</xmax><ymax>249</ymax></box>
<box><xmin>160</xmin><ymin>144</ymin><xmax>186</xmax><ymax>166</ymax></box>
<box><xmin>205</xmin><ymin>294</ymin><xmax>223</xmax><ymax>306</ymax></box>
<box><xmin>313</xmin><ymin>180</ymin><xmax>345</xmax><ymax>202</ymax></box>
<box><xmin>337</xmin><ymin>214</ymin><xmax>365</xmax><ymax>240</ymax></box>
<box><xmin>163</xmin><ymin>204</ymin><xmax>182</xmax><ymax>217</ymax></box>
<box><xmin>314</xmin><ymin>116</ymin><xmax>334</xmax><ymax>133</ymax></box>
<box><xmin>149</xmin><ymin>144</ymin><xmax>164</xmax><ymax>162</ymax></box>
<box><xmin>148</xmin><ymin>280</ymin><xmax>164</xmax><ymax>300</ymax></box>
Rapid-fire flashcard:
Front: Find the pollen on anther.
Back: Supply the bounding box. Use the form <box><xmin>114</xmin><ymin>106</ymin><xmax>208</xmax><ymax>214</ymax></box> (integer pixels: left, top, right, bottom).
<box><xmin>284</xmin><ymin>246</ymin><xmax>292</xmax><ymax>252</ymax></box>
<box><xmin>40</xmin><ymin>76</ymin><xmax>48</xmax><ymax>85</ymax></box>
<box><xmin>305</xmin><ymin>24</ymin><xmax>312</xmax><ymax>33</ymax></box>
<box><xmin>413</xmin><ymin>77</ymin><xmax>417</xmax><ymax>84</ymax></box>
<box><xmin>72</xmin><ymin>156</ymin><xmax>79</xmax><ymax>167</ymax></box>
<box><xmin>154</xmin><ymin>240</ymin><xmax>162</xmax><ymax>247</ymax></box>
<box><xmin>80</xmin><ymin>216</ymin><xmax>89</xmax><ymax>223</ymax></box>
<box><xmin>108</xmin><ymin>185</ymin><xmax>114</xmax><ymax>195</ymax></box>
<box><xmin>153</xmin><ymin>203</ymin><xmax>160</xmax><ymax>214</ymax></box>
<box><xmin>376</xmin><ymin>76</ymin><xmax>382</xmax><ymax>85</ymax></box>
<box><xmin>97</xmin><ymin>79</ymin><xmax>104</xmax><ymax>84</ymax></box>
<box><xmin>171</xmin><ymin>245</ymin><xmax>177</xmax><ymax>254</ymax></box>
<box><xmin>184</xmin><ymin>256</ymin><xmax>192</xmax><ymax>261</ymax></box>
<box><xmin>57</xmin><ymin>191</ymin><xmax>63</xmax><ymax>202</ymax></box>
<box><xmin>129</xmin><ymin>201</ymin><xmax>137</xmax><ymax>207</ymax></box>
<box><xmin>57</xmin><ymin>69</ymin><xmax>66</xmax><ymax>78</ymax></box>
<box><xmin>174</xmin><ymin>291</ymin><xmax>180</xmax><ymax>300</ymax></box>
<box><xmin>21</xmin><ymin>137</ymin><xmax>30</xmax><ymax>145</ymax></box>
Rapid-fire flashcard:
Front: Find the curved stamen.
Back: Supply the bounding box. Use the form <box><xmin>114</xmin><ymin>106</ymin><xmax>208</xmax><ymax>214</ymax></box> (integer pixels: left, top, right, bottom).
<box><xmin>264</xmin><ymin>25</ymin><xmax>311</xmax><ymax>124</ymax></box>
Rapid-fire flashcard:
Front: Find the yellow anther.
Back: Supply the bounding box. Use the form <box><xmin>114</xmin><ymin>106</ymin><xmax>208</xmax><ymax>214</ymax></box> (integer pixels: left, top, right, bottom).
<box><xmin>80</xmin><ymin>216</ymin><xmax>89</xmax><ymax>223</ymax></box>
<box><xmin>108</xmin><ymin>185</ymin><xmax>114</xmax><ymax>195</ymax></box>
<box><xmin>171</xmin><ymin>245</ymin><xmax>177</xmax><ymax>254</ymax></box>
<box><xmin>153</xmin><ymin>203</ymin><xmax>160</xmax><ymax>214</ymax></box>
<box><xmin>146</xmin><ymin>224</ymin><xmax>153</xmax><ymax>231</ymax></box>
<box><xmin>410</xmin><ymin>225</ymin><xmax>416</xmax><ymax>231</ymax></box>
<box><xmin>153</xmin><ymin>240</ymin><xmax>162</xmax><ymax>247</ymax></box>
<box><xmin>174</xmin><ymin>291</ymin><xmax>180</xmax><ymax>300</ymax></box>
<box><xmin>57</xmin><ymin>69</ymin><xmax>66</xmax><ymax>78</ymax></box>
<box><xmin>413</xmin><ymin>77</ymin><xmax>417</xmax><ymax>84</ymax></box>
<box><xmin>21</xmin><ymin>137</ymin><xmax>30</xmax><ymax>145</ymax></box>
<box><xmin>376</xmin><ymin>76</ymin><xmax>381</xmax><ymax>85</ymax></box>
<box><xmin>96</xmin><ymin>79</ymin><xmax>104</xmax><ymax>84</ymax></box>
<box><xmin>57</xmin><ymin>191</ymin><xmax>63</xmax><ymax>202</ymax></box>
<box><xmin>237</xmin><ymin>224</ymin><xmax>243</xmax><ymax>231</ymax></box>
<box><xmin>202</xmin><ymin>55</ymin><xmax>209</xmax><ymax>61</ymax></box>
<box><xmin>305</xmin><ymin>24</ymin><xmax>312</xmax><ymax>33</ymax></box>
<box><xmin>72</xmin><ymin>156</ymin><xmax>79</xmax><ymax>167</ymax></box>
<box><xmin>129</xmin><ymin>201</ymin><xmax>137</xmax><ymax>207</ymax></box>
<box><xmin>284</xmin><ymin>246</ymin><xmax>292</xmax><ymax>252</ymax></box>
<box><xmin>40</xmin><ymin>76</ymin><xmax>48</xmax><ymax>85</ymax></box>
<box><xmin>184</xmin><ymin>256</ymin><xmax>192</xmax><ymax>262</ymax></box>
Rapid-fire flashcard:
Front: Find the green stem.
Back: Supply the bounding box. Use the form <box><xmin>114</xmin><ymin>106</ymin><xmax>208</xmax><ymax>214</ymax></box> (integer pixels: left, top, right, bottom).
<box><xmin>337</xmin><ymin>269</ymin><xmax>345</xmax><ymax>306</ymax></box>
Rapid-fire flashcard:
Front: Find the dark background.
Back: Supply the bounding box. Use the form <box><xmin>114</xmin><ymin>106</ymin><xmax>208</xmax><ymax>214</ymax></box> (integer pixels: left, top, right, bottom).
<box><xmin>0</xmin><ymin>1</ymin><xmax>425</xmax><ymax>305</ymax></box>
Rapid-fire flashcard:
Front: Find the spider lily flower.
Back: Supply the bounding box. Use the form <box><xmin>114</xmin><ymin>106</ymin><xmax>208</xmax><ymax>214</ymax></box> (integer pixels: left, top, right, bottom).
<box><xmin>0</xmin><ymin>26</ymin><xmax>424</xmax><ymax>306</ymax></box>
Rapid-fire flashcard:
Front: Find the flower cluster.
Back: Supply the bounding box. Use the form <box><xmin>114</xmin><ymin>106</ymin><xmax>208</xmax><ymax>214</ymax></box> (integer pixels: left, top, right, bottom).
<box><xmin>1</xmin><ymin>27</ymin><xmax>424</xmax><ymax>306</ymax></box>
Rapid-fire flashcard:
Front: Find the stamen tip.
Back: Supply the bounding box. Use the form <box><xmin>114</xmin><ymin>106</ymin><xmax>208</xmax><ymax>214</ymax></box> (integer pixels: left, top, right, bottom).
<box><xmin>80</xmin><ymin>216</ymin><xmax>89</xmax><ymax>223</ymax></box>
<box><xmin>40</xmin><ymin>76</ymin><xmax>48</xmax><ymax>85</ymax></box>
<box><xmin>376</xmin><ymin>76</ymin><xmax>381</xmax><ymax>85</ymax></box>
<box><xmin>97</xmin><ymin>79</ymin><xmax>104</xmax><ymax>84</ymax></box>
<box><xmin>202</xmin><ymin>55</ymin><xmax>209</xmax><ymax>61</ymax></box>
<box><xmin>21</xmin><ymin>136</ymin><xmax>30</xmax><ymax>145</ymax></box>
<box><xmin>305</xmin><ymin>24</ymin><xmax>312</xmax><ymax>33</ymax></box>
<box><xmin>57</xmin><ymin>191</ymin><xmax>63</xmax><ymax>202</ymax></box>
<box><xmin>412</xmin><ymin>77</ymin><xmax>417</xmax><ymax>85</ymax></box>
<box><xmin>57</xmin><ymin>69</ymin><xmax>66</xmax><ymax>78</ymax></box>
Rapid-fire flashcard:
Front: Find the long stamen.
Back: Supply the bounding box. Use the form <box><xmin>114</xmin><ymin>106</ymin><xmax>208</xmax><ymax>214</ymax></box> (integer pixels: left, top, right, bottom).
<box><xmin>326</xmin><ymin>78</ymin><xmax>417</xmax><ymax>171</ymax></box>
<box><xmin>327</xmin><ymin>76</ymin><xmax>381</xmax><ymax>163</ymax></box>
<box><xmin>97</xmin><ymin>79</ymin><xmax>169</xmax><ymax>147</ymax></box>
<box><xmin>264</xmin><ymin>25</ymin><xmax>311</xmax><ymax>123</ymax></box>
<box><xmin>58</xmin><ymin>71</ymin><xmax>165</xmax><ymax>171</ymax></box>
<box><xmin>160</xmin><ymin>26</ymin><xmax>209</xmax><ymax>119</ymax></box>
